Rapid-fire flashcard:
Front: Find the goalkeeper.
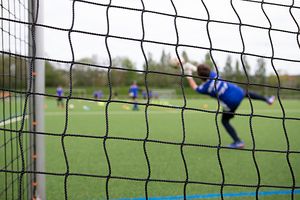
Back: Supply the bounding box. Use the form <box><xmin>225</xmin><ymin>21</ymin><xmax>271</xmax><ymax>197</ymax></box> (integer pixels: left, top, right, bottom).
<box><xmin>175</xmin><ymin>59</ymin><xmax>275</xmax><ymax>148</ymax></box>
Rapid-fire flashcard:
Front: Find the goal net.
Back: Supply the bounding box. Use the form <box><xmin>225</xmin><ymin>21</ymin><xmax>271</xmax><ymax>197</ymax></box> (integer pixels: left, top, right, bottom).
<box><xmin>2</xmin><ymin>0</ymin><xmax>300</xmax><ymax>200</ymax></box>
<box><xmin>0</xmin><ymin>0</ymin><xmax>35</xmax><ymax>199</ymax></box>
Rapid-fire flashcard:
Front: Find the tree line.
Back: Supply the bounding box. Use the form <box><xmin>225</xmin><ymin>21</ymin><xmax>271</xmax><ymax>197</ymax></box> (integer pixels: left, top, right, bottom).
<box><xmin>1</xmin><ymin>53</ymin><xmax>299</xmax><ymax>97</ymax></box>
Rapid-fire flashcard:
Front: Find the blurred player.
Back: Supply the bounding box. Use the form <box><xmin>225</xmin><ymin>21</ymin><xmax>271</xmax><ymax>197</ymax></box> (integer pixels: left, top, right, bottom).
<box><xmin>93</xmin><ymin>90</ymin><xmax>103</xmax><ymax>100</ymax></box>
<box><xmin>56</xmin><ymin>85</ymin><xmax>64</xmax><ymax>108</ymax></box>
<box><xmin>128</xmin><ymin>81</ymin><xmax>139</xmax><ymax>111</ymax></box>
<box><xmin>142</xmin><ymin>89</ymin><xmax>147</xmax><ymax>100</ymax></box>
<box><xmin>142</xmin><ymin>89</ymin><xmax>153</xmax><ymax>100</ymax></box>
<box><xmin>174</xmin><ymin>60</ymin><xmax>275</xmax><ymax>149</ymax></box>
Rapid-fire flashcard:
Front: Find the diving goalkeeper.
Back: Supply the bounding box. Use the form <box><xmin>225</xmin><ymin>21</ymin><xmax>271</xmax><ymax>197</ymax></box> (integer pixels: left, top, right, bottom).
<box><xmin>174</xmin><ymin>59</ymin><xmax>275</xmax><ymax>149</ymax></box>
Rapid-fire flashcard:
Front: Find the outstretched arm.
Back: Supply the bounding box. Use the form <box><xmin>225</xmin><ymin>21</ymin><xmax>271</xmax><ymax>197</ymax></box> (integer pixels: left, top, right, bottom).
<box><xmin>171</xmin><ymin>59</ymin><xmax>198</xmax><ymax>91</ymax></box>
<box><xmin>180</xmin><ymin>62</ymin><xmax>198</xmax><ymax>90</ymax></box>
<box><xmin>186</xmin><ymin>77</ymin><xmax>198</xmax><ymax>90</ymax></box>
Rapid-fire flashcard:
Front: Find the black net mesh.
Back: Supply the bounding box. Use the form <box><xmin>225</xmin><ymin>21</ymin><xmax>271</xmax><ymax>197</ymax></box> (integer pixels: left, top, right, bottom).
<box><xmin>0</xmin><ymin>0</ymin><xmax>34</xmax><ymax>199</ymax></box>
<box><xmin>2</xmin><ymin>0</ymin><xmax>300</xmax><ymax>200</ymax></box>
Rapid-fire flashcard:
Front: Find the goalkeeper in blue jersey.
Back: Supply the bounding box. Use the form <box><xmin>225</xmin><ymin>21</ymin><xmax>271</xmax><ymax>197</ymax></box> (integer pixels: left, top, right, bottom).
<box><xmin>128</xmin><ymin>81</ymin><xmax>139</xmax><ymax>111</ymax></box>
<box><xmin>178</xmin><ymin>61</ymin><xmax>275</xmax><ymax>149</ymax></box>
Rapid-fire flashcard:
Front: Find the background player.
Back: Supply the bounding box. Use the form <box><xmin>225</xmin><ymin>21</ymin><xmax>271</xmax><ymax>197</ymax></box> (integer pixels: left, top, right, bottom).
<box><xmin>128</xmin><ymin>81</ymin><xmax>139</xmax><ymax>111</ymax></box>
<box><xmin>56</xmin><ymin>85</ymin><xmax>64</xmax><ymax>108</ymax></box>
<box><xmin>175</xmin><ymin>60</ymin><xmax>275</xmax><ymax>148</ymax></box>
<box><xmin>93</xmin><ymin>90</ymin><xmax>103</xmax><ymax>100</ymax></box>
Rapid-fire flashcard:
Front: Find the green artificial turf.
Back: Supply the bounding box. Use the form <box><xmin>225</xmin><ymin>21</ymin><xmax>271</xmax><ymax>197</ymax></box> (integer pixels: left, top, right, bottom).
<box><xmin>43</xmin><ymin>97</ymin><xmax>300</xmax><ymax>200</ymax></box>
<box><xmin>1</xmin><ymin>97</ymin><xmax>299</xmax><ymax>199</ymax></box>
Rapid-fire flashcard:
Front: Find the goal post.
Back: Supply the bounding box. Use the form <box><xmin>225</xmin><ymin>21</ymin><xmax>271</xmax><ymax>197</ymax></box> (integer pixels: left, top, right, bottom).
<box><xmin>0</xmin><ymin>0</ymin><xmax>45</xmax><ymax>199</ymax></box>
<box><xmin>29</xmin><ymin>0</ymin><xmax>46</xmax><ymax>199</ymax></box>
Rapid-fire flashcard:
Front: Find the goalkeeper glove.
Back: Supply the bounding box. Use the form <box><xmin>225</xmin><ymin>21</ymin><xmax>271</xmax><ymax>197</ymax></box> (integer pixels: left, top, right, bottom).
<box><xmin>183</xmin><ymin>62</ymin><xmax>197</xmax><ymax>73</ymax></box>
<box><xmin>182</xmin><ymin>62</ymin><xmax>197</xmax><ymax>78</ymax></box>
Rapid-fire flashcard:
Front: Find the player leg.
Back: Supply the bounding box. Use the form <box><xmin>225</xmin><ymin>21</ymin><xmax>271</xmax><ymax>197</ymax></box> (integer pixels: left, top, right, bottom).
<box><xmin>221</xmin><ymin>111</ymin><xmax>245</xmax><ymax>148</ymax></box>
<box><xmin>57</xmin><ymin>98</ymin><xmax>60</xmax><ymax>107</ymax></box>
<box><xmin>132</xmin><ymin>96</ymin><xmax>138</xmax><ymax>111</ymax></box>
<box><xmin>221</xmin><ymin>112</ymin><xmax>240</xmax><ymax>142</ymax></box>
<box><xmin>57</xmin><ymin>97</ymin><xmax>64</xmax><ymax>108</ymax></box>
<box><xmin>61</xmin><ymin>100</ymin><xmax>64</xmax><ymax>108</ymax></box>
<box><xmin>245</xmin><ymin>91</ymin><xmax>275</xmax><ymax>105</ymax></box>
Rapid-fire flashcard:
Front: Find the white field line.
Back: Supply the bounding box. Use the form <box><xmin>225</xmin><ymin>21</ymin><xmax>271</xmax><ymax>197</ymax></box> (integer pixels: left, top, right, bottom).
<box><xmin>0</xmin><ymin>115</ymin><xmax>28</xmax><ymax>127</ymax></box>
<box><xmin>45</xmin><ymin>109</ymin><xmax>300</xmax><ymax>116</ymax></box>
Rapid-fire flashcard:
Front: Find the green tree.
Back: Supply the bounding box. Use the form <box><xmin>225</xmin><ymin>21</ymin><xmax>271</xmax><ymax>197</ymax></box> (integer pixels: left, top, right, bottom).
<box><xmin>45</xmin><ymin>61</ymin><xmax>66</xmax><ymax>87</ymax></box>
<box><xmin>255</xmin><ymin>58</ymin><xmax>266</xmax><ymax>84</ymax></box>
<box><xmin>160</xmin><ymin>50</ymin><xmax>168</xmax><ymax>66</ymax></box>
<box><xmin>144</xmin><ymin>52</ymin><xmax>155</xmax><ymax>71</ymax></box>
<box><xmin>121</xmin><ymin>57</ymin><xmax>137</xmax><ymax>85</ymax></box>
<box><xmin>181</xmin><ymin>50</ymin><xmax>189</xmax><ymax>62</ymax></box>
<box><xmin>222</xmin><ymin>55</ymin><xmax>233</xmax><ymax>79</ymax></box>
<box><xmin>73</xmin><ymin>57</ymin><xmax>96</xmax><ymax>87</ymax></box>
<box><xmin>0</xmin><ymin>54</ymin><xmax>30</xmax><ymax>89</ymax></box>
<box><xmin>145</xmin><ymin>52</ymin><xmax>180</xmax><ymax>88</ymax></box>
<box><xmin>234</xmin><ymin>60</ymin><xmax>243</xmax><ymax>82</ymax></box>
<box><xmin>204</xmin><ymin>52</ymin><xmax>214</xmax><ymax>69</ymax></box>
<box><xmin>241</xmin><ymin>56</ymin><xmax>251</xmax><ymax>75</ymax></box>
<box><xmin>110</xmin><ymin>57</ymin><xmax>127</xmax><ymax>87</ymax></box>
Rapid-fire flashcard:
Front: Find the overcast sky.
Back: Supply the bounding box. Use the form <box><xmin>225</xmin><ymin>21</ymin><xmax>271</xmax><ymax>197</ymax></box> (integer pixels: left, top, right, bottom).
<box><xmin>41</xmin><ymin>0</ymin><xmax>300</xmax><ymax>75</ymax></box>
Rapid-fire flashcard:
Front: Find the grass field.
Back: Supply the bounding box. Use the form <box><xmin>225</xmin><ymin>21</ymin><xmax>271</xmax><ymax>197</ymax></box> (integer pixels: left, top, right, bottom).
<box><xmin>42</xmin><ymin>97</ymin><xmax>300</xmax><ymax>200</ymax></box>
<box><xmin>1</xmin><ymin>97</ymin><xmax>300</xmax><ymax>199</ymax></box>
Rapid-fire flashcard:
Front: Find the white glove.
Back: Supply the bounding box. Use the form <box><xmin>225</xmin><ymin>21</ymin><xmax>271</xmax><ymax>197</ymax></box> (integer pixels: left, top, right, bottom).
<box><xmin>182</xmin><ymin>62</ymin><xmax>197</xmax><ymax>78</ymax></box>
<box><xmin>183</xmin><ymin>62</ymin><xmax>197</xmax><ymax>73</ymax></box>
<box><xmin>184</xmin><ymin>68</ymin><xmax>192</xmax><ymax>76</ymax></box>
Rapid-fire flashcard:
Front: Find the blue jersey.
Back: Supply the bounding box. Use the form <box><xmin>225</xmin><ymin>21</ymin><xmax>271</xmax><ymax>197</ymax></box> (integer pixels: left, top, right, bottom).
<box><xmin>56</xmin><ymin>87</ymin><xmax>63</xmax><ymax>97</ymax></box>
<box><xmin>94</xmin><ymin>91</ymin><xmax>103</xmax><ymax>99</ymax></box>
<box><xmin>129</xmin><ymin>85</ymin><xmax>139</xmax><ymax>98</ymax></box>
<box><xmin>196</xmin><ymin>71</ymin><xmax>245</xmax><ymax>110</ymax></box>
